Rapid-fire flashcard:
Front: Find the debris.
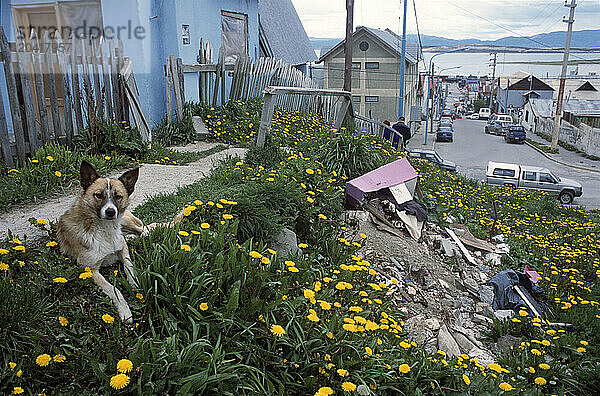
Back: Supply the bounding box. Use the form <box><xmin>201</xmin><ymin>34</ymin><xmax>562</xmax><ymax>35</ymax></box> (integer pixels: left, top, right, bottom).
<box><xmin>398</xmin><ymin>209</ymin><xmax>425</xmax><ymax>240</ymax></box>
<box><xmin>478</xmin><ymin>285</ymin><xmax>495</xmax><ymax>305</ymax></box>
<box><xmin>524</xmin><ymin>265</ymin><xmax>541</xmax><ymax>284</ymax></box>
<box><xmin>491</xmin><ymin>234</ymin><xmax>505</xmax><ymax>243</ymax></box>
<box><xmin>495</xmin><ymin>243</ymin><xmax>511</xmax><ymax>254</ymax></box>
<box><xmin>493</xmin><ymin>310</ymin><xmax>515</xmax><ymax>322</ymax></box>
<box><xmin>467</xmin><ymin>347</ymin><xmax>495</xmax><ymax>366</ymax></box>
<box><xmin>473</xmin><ymin>313</ymin><xmax>494</xmax><ymax>325</ymax></box>
<box><xmin>484</xmin><ymin>252</ymin><xmax>502</xmax><ymax>266</ymax></box>
<box><xmin>404</xmin><ymin>315</ymin><xmax>434</xmax><ymax>345</ymax></box>
<box><xmin>490</xmin><ymin>269</ymin><xmax>547</xmax><ymax>315</ymax></box>
<box><xmin>425</xmin><ymin>318</ymin><xmax>441</xmax><ymax>331</ymax></box>
<box><xmin>496</xmin><ymin>335</ymin><xmax>520</xmax><ymax>353</ymax></box>
<box><xmin>475</xmin><ymin>302</ymin><xmax>493</xmax><ymax>316</ymax></box>
<box><xmin>462</xmin><ymin>278</ymin><xmax>479</xmax><ymax>295</ymax></box>
<box><xmin>437</xmin><ymin>324</ymin><xmax>461</xmax><ymax>359</ymax></box>
<box><xmin>441</xmin><ymin>238</ymin><xmax>459</xmax><ymax>257</ymax></box>
<box><xmin>448</xmin><ymin>224</ymin><xmax>499</xmax><ymax>253</ymax></box>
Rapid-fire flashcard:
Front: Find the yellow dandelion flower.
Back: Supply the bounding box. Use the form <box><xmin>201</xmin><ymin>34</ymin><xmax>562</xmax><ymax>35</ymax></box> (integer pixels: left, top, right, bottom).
<box><xmin>102</xmin><ymin>314</ymin><xmax>115</xmax><ymax>324</ymax></box>
<box><xmin>35</xmin><ymin>354</ymin><xmax>51</xmax><ymax>367</ymax></box>
<box><xmin>463</xmin><ymin>374</ymin><xmax>470</xmax><ymax>385</ymax></box>
<box><xmin>53</xmin><ymin>277</ymin><xmax>67</xmax><ymax>283</ymax></box>
<box><xmin>117</xmin><ymin>359</ymin><xmax>133</xmax><ymax>373</ymax></box>
<box><xmin>199</xmin><ymin>302</ymin><xmax>209</xmax><ymax>311</ymax></box>
<box><xmin>0</xmin><ymin>262</ymin><xmax>8</xmax><ymax>271</ymax></box>
<box><xmin>223</xmin><ymin>214</ymin><xmax>233</xmax><ymax>220</ymax></box>
<box><xmin>12</xmin><ymin>387</ymin><xmax>24</xmax><ymax>395</ymax></box>
<box><xmin>249</xmin><ymin>251</ymin><xmax>262</xmax><ymax>259</ymax></box>
<box><xmin>270</xmin><ymin>324</ymin><xmax>285</xmax><ymax>337</ymax></box>
<box><xmin>499</xmin><ymin>382</ymin><xmax>514</xmax><ymax>391</ymax></box>
<box><xmin>341</xmin><ymin>381</ymin><xmax>356</xmax><ymax>392</ymax></box>
<box><xmin>399</xmin><ymin>364</ymin><xmax>410</xmax><ymax>373</ymax></box>
<box><xmin>200</xmin><ymin>222</ymin><xmax>210</xmax><ymax>229</ymax></box>
<box><xmin>58</xmin><ymin>316</ymin><xmax>68</xmax><ymax>326</ymax></box>
<box><xmin>298</xmin><ymin>243</ymin><xmax>308</xmax><ymax>248</ymax></box>
<box><xmin>534</xmin><ymin>377</ymin><xmax>547</xmax><ymax>386</ymax></box>
<box><xmin>110</xmin><ymin>373</ymin><xmax>130</xmax><ymax>390</ymax></box>
<box><xmin>178</xmin><ymin>231</ymin><xmax>189</xmax><ymax>237</ymax></box>
<box><xmin>54</xmin><ymin>171</ymin><xmax>62</xmax><ymax>177</ymax></box>
<box><xmin>288</xmin><ymin>266</ymin><xmax>299</xmax><ymax>272</ymax></box>
<box><xmin>37</xmin><ymin>218</ymin><xmax>48</xmax><ymax>225</ymax></box>
<box><xmin>53</xmin><ymin>354</ymin><xmax>66</xmax><ymax>363</ymax></box>
<box><xmin>180</xmin><ymin>244</ymin><xmax>191</xmax><ymax>251</ymax></box>
<box><xmin>337</xmin><ymin>368</ymin><xmax>349</xmax><ymax>377</ymax></box>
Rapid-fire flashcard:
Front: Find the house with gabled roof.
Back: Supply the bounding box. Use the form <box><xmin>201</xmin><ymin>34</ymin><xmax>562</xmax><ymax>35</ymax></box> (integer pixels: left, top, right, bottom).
<box><xmin>318</xmin><ymin>26</ymin><xmax>420</xmax><ymax>122</ymax></box>
<box><xmin>495</xmin><ymin>73</ymin><xmax>554</xmax><ymax>113</ymax></box>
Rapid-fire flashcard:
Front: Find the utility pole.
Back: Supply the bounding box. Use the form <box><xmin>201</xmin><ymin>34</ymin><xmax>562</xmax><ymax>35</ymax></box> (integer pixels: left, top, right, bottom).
<box><xmin>398</xmin><ymin>0</ymin><xmax>408</xmax><ymax>119</ymax></box>
<box><xmin>489</xmin><ymin>53</ymin><xmax>497</xmax><ymax>113</ymax></box>
<box><xmin>552</xmin><ymin>0</ymin><xmax>577</xmax><ymax>150</ymax></box>
<box><xmin>343</xmin><ymin>0</ymin><xmax>355</xmax><ymax>93</ymax></box>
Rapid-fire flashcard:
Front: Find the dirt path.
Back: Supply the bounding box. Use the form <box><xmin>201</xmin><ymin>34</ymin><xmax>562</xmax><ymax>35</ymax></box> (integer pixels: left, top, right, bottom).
<box><xmin>0</xmin><ymin>143</ymin><xmax>247</xmax><ymax>240</ymax></box>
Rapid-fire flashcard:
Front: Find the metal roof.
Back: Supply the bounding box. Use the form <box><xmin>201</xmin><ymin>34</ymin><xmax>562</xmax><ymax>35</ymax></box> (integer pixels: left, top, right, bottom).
<box><xmin>319</xmin><ymin>26</ymin><xmax>419</xmax><ymax>63</ymax></box>
<box><xmin>529</xmin><ymin>98</ymin><xmax>600</xmax><ymax>117</ymax></box>
<box><xmin>258</xmin><ymin>0</ymin><xmax>317</xmax><ymax>65</ymax></box>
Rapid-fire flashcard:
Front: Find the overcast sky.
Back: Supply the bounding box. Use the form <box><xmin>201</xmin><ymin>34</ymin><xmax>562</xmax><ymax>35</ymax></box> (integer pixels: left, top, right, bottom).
<box><xmin>290</xmin><ymin>0</ymin><xmax>600</xmax><ymax>40</ymax></box>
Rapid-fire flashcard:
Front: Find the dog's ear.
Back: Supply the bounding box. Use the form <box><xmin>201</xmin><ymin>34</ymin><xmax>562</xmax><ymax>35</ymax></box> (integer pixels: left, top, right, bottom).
<box><xmin>119</xmin><ymin>167</ymin><xmax>139</xmax><ymax>196</ymax></box>
<box><xmin>80</xmin><ymin>160</ymin><xmax>100</xmax><ymax>191</ymax></box>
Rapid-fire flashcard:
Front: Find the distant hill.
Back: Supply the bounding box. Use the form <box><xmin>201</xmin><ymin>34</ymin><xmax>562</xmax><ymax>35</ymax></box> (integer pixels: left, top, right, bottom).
<box><xmin>311</xmin><ymin>29</ymin><xmax>600</xmax><ymax>51</ymax></box>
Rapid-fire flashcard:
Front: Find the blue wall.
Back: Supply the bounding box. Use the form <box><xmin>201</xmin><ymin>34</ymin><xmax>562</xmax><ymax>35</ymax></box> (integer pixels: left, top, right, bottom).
<box><xmin>2</xmin><ymin>0</ymin><xmax>259</xmax><ymax>131</ymax></box>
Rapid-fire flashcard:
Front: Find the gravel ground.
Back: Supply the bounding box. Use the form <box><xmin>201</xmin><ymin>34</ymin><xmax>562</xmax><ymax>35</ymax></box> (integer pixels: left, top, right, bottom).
<box><xmin>0</xmin><ymin>144</ymin><xmax>247</xmax><ymax>241</ymax></box>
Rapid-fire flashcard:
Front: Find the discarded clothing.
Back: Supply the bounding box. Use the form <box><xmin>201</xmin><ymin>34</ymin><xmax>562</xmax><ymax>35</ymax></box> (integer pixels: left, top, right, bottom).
<box><xmin>398</xmin><ymin>200</ymin><xmax>428</xmax><ymax>222</ymax></box>
<box><xmin>490</xmin><ymin>269</ymin><xmax>548</xmax><ymax>316</ymax></box>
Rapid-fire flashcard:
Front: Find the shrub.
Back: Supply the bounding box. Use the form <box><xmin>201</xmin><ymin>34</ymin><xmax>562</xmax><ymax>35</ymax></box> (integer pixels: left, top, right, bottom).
<box><xmin>152</xmin><ymin>103</ymin><xmax>198</xmax><ymax>146</ymax></box>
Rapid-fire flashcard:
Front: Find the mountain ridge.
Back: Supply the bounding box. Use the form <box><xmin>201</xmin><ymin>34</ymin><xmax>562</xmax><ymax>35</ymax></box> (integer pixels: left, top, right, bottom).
<box><xmin>311</xmin><ymin>29</ymin><xmax>600</xmax><ymax>51</ymax></box>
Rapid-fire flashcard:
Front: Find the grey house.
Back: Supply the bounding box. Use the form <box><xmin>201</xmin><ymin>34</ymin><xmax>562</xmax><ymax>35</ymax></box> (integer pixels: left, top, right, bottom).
<box><xmin>318</xmin><ymin>26</ymin><xmax>420</xmax><ymax>122</ymax></box>
<box><xmin>495</xmin><ymin>74</ymin><xmax>554</xmax><ymax>114</ymax></box>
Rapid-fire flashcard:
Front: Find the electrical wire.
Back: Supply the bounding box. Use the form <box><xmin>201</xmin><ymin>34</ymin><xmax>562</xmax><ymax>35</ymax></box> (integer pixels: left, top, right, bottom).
<box><xmin>412</xmin><ymin>0</ymin><xmax>427</xmax><ymax>70</ymax></box>
<box><xmin>444</xmin><ymin>0</ymin><xmax>589</xmax><ymax>62</ymax></box>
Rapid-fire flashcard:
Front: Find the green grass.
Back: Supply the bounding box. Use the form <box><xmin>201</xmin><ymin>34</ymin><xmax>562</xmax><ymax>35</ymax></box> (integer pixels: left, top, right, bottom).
<box><xmin>526</xmin><ymin>138</ymin><xmax>559</xmax><ymax>154</ymax></box>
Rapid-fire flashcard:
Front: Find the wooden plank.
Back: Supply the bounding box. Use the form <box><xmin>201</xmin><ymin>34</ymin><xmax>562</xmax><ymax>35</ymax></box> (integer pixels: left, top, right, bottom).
<box><xmin>44</xmin><ymin>32</ymin><xmax>62</xmax><ymax>142</ymax></box>
<box><xmin>117</xmin><ymin>39</ymin><xmax>129</xmax><ymax>123</ymax></box>
<box><xmin>71</xmin><ymin>35</ymin><xmax>84</xmax><ymax>131</ymax></box>
<box><xmin>445</xmin><ymin>227</ymin><xmax>478</xmax><ymax>266</ymax></box>
<box><xmin>80</xmin><ymin>35</ymin><xmax>92</xmax><ymax>125</ymax></box>
<box><xmin>169</xmin><ymin>55</ymin><xmax>183</xmax><ymax>119</ymax></box>
<box><xmin>108</xmin><ymin>39</ymin><xmax>120</xmax><ymax>122</ymax></box>
<box><xmin>90</xmin><ymin>38</ymin><xmax>102</xmax><ymax>119</ymax></box>
<box><xmin>165</xmin><ymin>57</ymin><xmax>172</xmax><ymax>121</ymax></box>
<box><xmin>30</xmin><ymin>30</ymin><xmax>50</xmax><ymax>145</ymax></box>
<box><xmin>332</xmin><ymin>96</ymin><xmax>349</xmax><ymax>134</ymax></box>
<box><xmin>15</xmin><ymin>33</ymin><xmax>40</xmax><ymax>152</ymax></box>
<box><xmin>98</xmin><ymin>36</ymin><xmax>113</xmax><ymax>121</ymax></box>
<box><xmin>176</xmin><ymin>57</ymin><xmax>185</xmax><ymax>102</ymax></box>
<box><xmin>1</xmin><ymin>27</ymin><xmax>27</xmax><ymax>165</ymax></box>
<box><xmin>120</xmin><ymin>59</ymin><xmax>151</xmax><ymax>141</ymax></box>
<box><xmin>257</xmin><ymin>92</ymin><xmax>275</xmax><ymax>147</ymax></box>
<box><xmin>212</xmin><ymin>50</ymin><xmax>222</xmax><ymax>107</ymax></box>
<box><xmin>55</xmin><ymin>31</ymin><xmax>74</xmax><ymax>145</ymax></box>
<box><xmin>0</xmin><ymin>79</ymin><xmax>13</xmax><ymax>167</ymax></box>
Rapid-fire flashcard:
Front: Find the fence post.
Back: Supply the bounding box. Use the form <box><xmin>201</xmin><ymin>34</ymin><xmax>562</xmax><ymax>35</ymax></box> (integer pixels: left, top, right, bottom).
<box><xmin>15</xmin><ymin>33</ymin><xmax>40</xmax><ymax>152</ymax></box>
<box><xmin>44</xmin><ymin>32</ymin><xmax>62</xmax><ymax>143</ymax></box>
<box><xmin>0</xmin><ymin>82</ymin><xmax>13</xmax><ymax>167</ymax></box>
<box><xmin>71</xmin><ymin>35</ymin><xmax>84</xmax><ymax>131</ymax></box>
<box><xmin>257</xmin><ymin>91</ymin><xmax>275</xmax><ymax>147</ymax></box>
<box><xmin>165</xmin><ymin>57</ymin><xmax>172</xmax><ymax>122</ymax></box>
<box><xmin>0</xmin><ymin>27</ymin><xmax>27</xmax><ymax>165</ymax></box>
<box><xmin>55</xmin><ymin>32</ymin><xmax>74</xmax><ymax>144</ymax></box>
<box><xmin>30</xmin><ymin>30</ymin><xmax>51</xmax><ymax>145</ymax></box>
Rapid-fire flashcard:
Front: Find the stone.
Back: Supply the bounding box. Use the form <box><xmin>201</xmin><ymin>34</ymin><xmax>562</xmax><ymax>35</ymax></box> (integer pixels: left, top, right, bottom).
<box><xmin>496</xmin><ymin>243</ymin><xmax>510</xmax><ymax>254</ymax></box>
<box><xmin>404</xmin><ymin>315</ymin><xmax>434</xmax><ymax>345</ymax></box>
<box><xmin>407</xmin><ymin>286</ymin><xmax>417</xmax><ymax>296</ymax></box>
<box><xmin>441</xmin><ymin>238</ymin><xmax>459</xmax><ymax>257</ymax></box>
<box><xmin>463</xmin><ymin>278</ymin><xmax>479</xmax><ymax>294</ymax></box>
<box><xmin>343</xmin><ymin>210</ymin><xmax>370</xmax><ymax>223</ymax></box>
<box><xmin>452</xmin><ymin>332</ymin><xmax>476</xmax><ymax>353</ymax></box>
<box><xmin>425</xmin><ymin>318</ymin><xmax>441</xmax><ymax>331</ymax></box>
<box><xmin>437</xmin><ymin>324</ymin><xmax>461</xmax><ymax>359</ymax></box>
<box><xmin>478</xmin><ymin>285</ymin><xmax>495</xmax><ymax>305</ymax></box>
<box><xmin>458</xmin><ymin>296</ymin><xmax>474</xmax><ymax>310</ymax></box>
<box><xmin>192</xmin><ymin>116</ymin><xmax>210</xmax><ymax>135</ymax></box>
<box><xmin>475</xmin><ymin>302</ymin><xmax>493</xmax><ymax>316</ymax></box>
<box><xmin>438</xmin><ymin>279</ymin><xmax>450</xmax><ymax>290</ymax></box>
<box><xmin>485</xmin><ymin>252</ymin><xmax>502</xmax><ymax>267</ymax></box>
<box><xmin>494</xmin><ymin>310</ymin><xmax>515</xmax><ymax>322</ymax></box>
<box><xmin>271</xmin><ymin>228</ymin><xmax>301</xmax><ymax>259</ymax></box>
<box><xmin>492</xmin><ymin>234</ymin><xmax>505</xmax><ymax>243</ymax></box>
<box><xmin>496</xmin><ymin>335</ymin><xmax>520</xmax><ymax>353</ymax></box>
<box><xmin>472</xmin><ymin>313</ymin><xmax>493</xmax><ymax>325</ymax></box>
<box><xmin>468</xmin><ymin>347</ymin><xmax>496</xmax><ymax>366</ymax></box>
<box><xmin>424</xmin><ymin>338</ymin><xmax>438</xmax><ymax>355</ymax></box>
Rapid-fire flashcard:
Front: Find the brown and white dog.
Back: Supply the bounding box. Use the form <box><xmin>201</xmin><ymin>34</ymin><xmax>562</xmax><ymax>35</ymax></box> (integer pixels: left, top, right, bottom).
<box><xmin>57</xmin><ymin>161</ymin><xmax>143</xmax><ymax>323</ymax></box>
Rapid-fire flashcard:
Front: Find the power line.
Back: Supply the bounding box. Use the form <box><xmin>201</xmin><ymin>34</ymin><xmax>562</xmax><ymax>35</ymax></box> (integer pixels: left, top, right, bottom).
<box><xmin>412</xmin><ymin>0</ymin><xmax>427</xmax><ymax>70</ymax></box>
<box><xmin>444</xmin><ymin>0</ymin><xmax>589</xmax><ymax>62</ymax></box>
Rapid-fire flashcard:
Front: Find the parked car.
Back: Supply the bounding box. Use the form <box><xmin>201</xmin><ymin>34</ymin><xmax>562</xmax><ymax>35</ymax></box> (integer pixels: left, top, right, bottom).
<box><xmin>407</xmin><ymin>149</ymin><xmax>456</xmax><ymax>172</ymax></box>
<box><xmin>436</xmin><ymin>126</ymin><xmax>453</xmax><ymax>142</ymax></box>
<box><xmin>479</xmin><ymin>107</ymin><xmax>491</xmax><ymax>119</ymax></box>
<box><xmin>467</xmin><ymin>113</ymin><xmax>479</xmax><ymax>119</ymax></box>
<box><xmin>486</xmin><ymin>120</ymin><xmax>512</xmax><ymax>135</ymax></box>
<box><xmin>504</xmin><ymin>125</ymin><xmax>526</xmax><ymax>144</ymax></box>
<box><xmin>438</xmin><ymin>120</ymin><xmax>453</xmax><ymax>130</ymax></box>
<box><xmin>486</xmin><ymin>161</ymin><xmax>582</xmax><ymax>204</ymax></box>
<box><xmin>440</xmin><ymin>115</ymin><xmax>453</xmax><ymax>124</ymax></box>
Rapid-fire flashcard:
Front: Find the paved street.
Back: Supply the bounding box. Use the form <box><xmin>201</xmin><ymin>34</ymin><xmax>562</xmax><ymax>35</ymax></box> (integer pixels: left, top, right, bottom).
<box><xmin>433</xmin><ymin>118</ymin><xmax>600</xmax><ymax>209</ymax></box>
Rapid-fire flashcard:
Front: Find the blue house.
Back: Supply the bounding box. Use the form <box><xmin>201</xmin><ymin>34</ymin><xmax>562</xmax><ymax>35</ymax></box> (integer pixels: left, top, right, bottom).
<box><xmin>1</xmin><ymin>0</ymin><xmax>315</xmax><ymax>131</ymax></box>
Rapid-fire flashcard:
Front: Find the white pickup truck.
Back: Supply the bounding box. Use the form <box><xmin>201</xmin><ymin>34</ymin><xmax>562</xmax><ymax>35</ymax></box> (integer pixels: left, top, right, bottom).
<box><xmin>486</xmin><ymin>161</ymin><xmax>583</xmax><ymax>204</ymax></box>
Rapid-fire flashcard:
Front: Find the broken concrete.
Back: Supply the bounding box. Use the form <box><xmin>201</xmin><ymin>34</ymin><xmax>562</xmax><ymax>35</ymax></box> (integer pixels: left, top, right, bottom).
<box><xmin>438</xmin><ymin>324</ymin><xmax>461</xmax><ymax>359</ymax></box>
<box><xmin>493</xmin><ymin>310</ymin><xmax>515</xmax><ymax>322</ymax></box>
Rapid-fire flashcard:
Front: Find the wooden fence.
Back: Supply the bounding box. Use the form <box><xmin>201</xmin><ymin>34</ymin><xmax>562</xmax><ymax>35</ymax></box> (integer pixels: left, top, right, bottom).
<box><xmin>0</xmin><ymin>27</ymin><xmax>148</xmax><ymax>167</ymax></box>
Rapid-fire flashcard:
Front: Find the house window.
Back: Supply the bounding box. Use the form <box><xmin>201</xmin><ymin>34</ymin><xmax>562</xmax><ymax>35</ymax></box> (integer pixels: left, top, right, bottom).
<box><xmin>352</xmin><ymin>62</ymin><xmax>361</xmax><ymax>69</ymax></box>
<box><xmin>221</xmin><ymin>10</ymin><xmax>248</xmax><ymax>65</ymax></box>
<box><xmin>365</xmin><ymin>96</ymin><xmax>379</xmax><ymax>103</ymax></box>
<box><xmin>352</xmin><ymin>96</ymin><xmax>361</xmax><ymax>102</ymax></box>
<box><xmin>365</xmin><ymin>62</ymin><xmax>379</xmax><ymax>69</ymax></box>
<box><xmin>525</xmin><ymin>110</ymin><xmax>529</xmax><ymax>122</ymax></box>
<box><xmin>359</xmin><ymin>41</ymin><xmax>369</xmax><ymax>51</ymax></box>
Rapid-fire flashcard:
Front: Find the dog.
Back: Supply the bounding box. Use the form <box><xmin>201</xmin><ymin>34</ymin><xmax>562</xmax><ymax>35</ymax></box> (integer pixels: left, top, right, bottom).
<box><xmin>57</xmin><ymin>161</ymin><xmax>143</xmax><ymax>323</ymax></box>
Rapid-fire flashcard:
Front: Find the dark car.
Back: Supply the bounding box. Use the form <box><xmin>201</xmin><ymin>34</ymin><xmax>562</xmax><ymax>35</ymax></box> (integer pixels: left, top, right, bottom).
<box><xmin>436</xmin><ymin>126</ymin><xmax>453</xmax><ymax>142</ymax></box>
<box><xmin>407</xmin><ymin>149</ymin><xmax>456</xmax><ymax>171</ymax></box>
<box><xmin>505</xmin><ymin>125</ymin><xmax>526</xmax><ymax>143</ymax></box>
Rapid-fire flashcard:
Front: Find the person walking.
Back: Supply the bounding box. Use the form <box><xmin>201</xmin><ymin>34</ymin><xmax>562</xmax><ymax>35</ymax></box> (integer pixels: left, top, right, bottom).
<box><xmin>392</xmin><ymin>117</ymin><xmax>411</xmax><ymax>149</ymax></box>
